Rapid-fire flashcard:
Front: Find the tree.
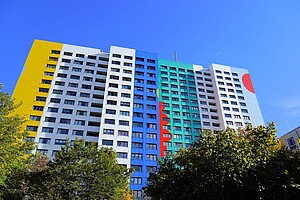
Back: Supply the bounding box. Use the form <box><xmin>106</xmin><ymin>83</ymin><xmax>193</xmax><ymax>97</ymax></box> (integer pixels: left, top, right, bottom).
<box><xmin>0</xmin><ymin>83</ymin><xmax>34</xmax><ymax>187</ymax></box>
<box><xmin>144</xmin><ymin>123</ymin><xmax>300</xmax><ymax>200</ymax></box>
<box><xmin>3</xmin><ymin>139</ymin><xmax>132</xmax><ymax>200</ymax></box>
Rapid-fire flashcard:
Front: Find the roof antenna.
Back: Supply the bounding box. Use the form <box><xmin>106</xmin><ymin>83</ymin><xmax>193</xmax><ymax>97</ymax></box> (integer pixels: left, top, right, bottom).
<box><xmin>174</xmin><ymin>51</ymin><xmax>178</xmax><ymax>62</ymax></box>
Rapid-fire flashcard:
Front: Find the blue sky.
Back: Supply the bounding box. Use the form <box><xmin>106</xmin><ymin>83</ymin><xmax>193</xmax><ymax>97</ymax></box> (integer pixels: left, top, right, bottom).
<box><xmin>1</xmin><ymin>0</ymin><xmax>299</xmax><ymax>136</ymax></box>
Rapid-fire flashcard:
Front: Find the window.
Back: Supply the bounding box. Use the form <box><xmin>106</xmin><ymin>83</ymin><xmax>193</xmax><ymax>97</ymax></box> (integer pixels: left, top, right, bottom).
<box><xmin>30</xmin><ymin>115</ymin><xmax>41</xmax><ymax>121</ymax></box>
<box><xmin>47</xmin><ymin>107</ymin><xmax>58</xmax><ymax>113</ymax></box>
<box><xmin>132</xmin><ymin>132</ymin><xmax>143</xmax><ymax>138</ymax></box>
<box><xmin>147</xmin><ymin>123</ymin><xmax>157</xmax><ymax>129</ymax></box>
<box><xmin>55</xmin><ymin>81</ymin><xmax>65</xmax><ymax>86</ymax></box>
<box><xmin>132</xmin><ymin>165</ymin><xmax>142</xmax><ymax>172</ymax></box>
<box><xmin>41</xmin><ymin>79</ymin><xmax>51</xmax><ymax>84</ymax></box>
<box><xmin>26</xmin><ymin>125</ymin><xmax>38</xmax><ymax>131</ymax></box>
<box><xmin>66</xmin><ymin>91</ymin><xmax>77</xmax><ymax>96</ymax></box>
<box><xmin>130</xmin><ymin>177</ymin><xmax>142</xmax><ymax>185</ymax></box>
<box><xmin>60</xmin><ymin>118</ymin><xmax>71</xmax><ymax>124</ymax></box>
<box><xmin>64</xmin><ymin>51</ymin><xmax>72</xmax><ymax>56</ymax></box>
<box><xmin>243</xmin><ymin>116</ymin><xmax>250</xmax><ymax>120</ymax></box>
<box><xmin>119</xmin><ymin>120</ymin><xmax>129</xmax><ymax>126</ymax></box>
<box><xmin>118</xmin><ymin>130</ymin><xmax>129</xmax><ymax>136</ymax></box>
<box><xmin>105</xmin><ymin>119</ymin><xmax>115</xmax><ymax>124</ymax></box>
<box><xmin>146</xmin><ymin>154</ymin><xmax>157</xmax><ymax>161</ymax></box>
<box><xmin>39</xmin><ymin>88</ymin><xmax>49</xmax><ymax>93</ymax></box>
<box><xmin>36</xmin><ymin>96</ymin><xmax>46</xmax><ymax>102</ymax></box>
<box><xmin>147</xmin><ymin>59</ymin><xmax>155</xmax><ymax>63</ymax></box>
<box><xmin>41</xmin><ymin>127</ymin><xmax>53</xmax><ymax>133</ymax></box>
<box><xmin>103</xmin><ymin>129</ymin><xmax>114</xmax><ymax>135</ymax></box>
<box><xmin>87</xmin><ymin>55</ymin><xmax>96</xmax><ymax>60</ymax></box>
<box><xmin>122</xmin><ymin>85</ymin><xmax>131</xmax><ymax>90</ymax></box>
<box><xmin>49</xmin><ymin>57</ymin><xmax>58</xmax><ymax>61</ymax></box>
<box><xmin>124</xmin><ymin>63</ymin><xmax>132</xmax><ymax>67</ymax></box>
<box><xmin>164</xmin><ymin>142</ymin><xmax>172</xmax><ymax>146</ymax></box>
<box><xmin>147</xmin><ymin>96</ymin><xmax>156</xmax><ymax>101</ymax></box>
<box><xmin>80</xmin><ymin>93</ymin><xmax>90</xmax><ymax>98</ymax></box>
<box><xmin>287</xmin><ymin>137</ymin><xmax>296</xmax><ymax>148</ymax></box>
<box><xmin>117</xmin><ymin>141</ymin><xmax>128</xmax><ymax>147</ymax></box>
<box><xmin>59</xmin><ymin>66</ymin><xmax>69</xmax><ymax>70</ymax></box>
<box><xmin>107</xmin><ymin>100</ymin><xmax>117</xmax><ymax>105</ymax></box>
<box><xmin>72</xmin><ymin>67</ymin><xmax>81</xmax><ymax>72</ymax></box>
<box><xmin>121</xmin><ymin>93</ymin><xmax>131</xmax><ymax>98</ymax></box>
<box><xmin>106</xmin><ymin>109</ymin><xmax>116</xmax><ymax>115</ymax></box>
<box><xmin>76</xmin><ymin>110</ymin><xmax>87</xmax><ymax>116</ymax></box>
<box><xmin>146</xmin><ymin>133</ymin><xmax>157</xmax><ymax>139</ymax></box>
<box><xmin>147</xmin><ymin>105</ymin><xmax>156</xmax><ymax>110</ymax></box>
<box><xmin>222</xmin><ymin>100</ymin><xmax>229</xmax><ymax>104</ymax></box>
<box><xmin>55</xmin><ymin>139</ymin><xmax>66</xmax><ymax>145</ymax></box>
<box><xmin>57</xmin><ymin>128</ymin><xmax>68</xmax><ymax>135</ymax></box>
<box><xmin>64</xmin><ymin>99</ymin><xmax>75</xmax><ymax>105</ymax></box>
<box><xmin>233</xmin><ymin>108</ymin><xmax>239</xmax><ymax>112</ymax></box>
<box><xmin>231</xmin><ymin>101</ymin><xmax>238</xmax><ymax>105</ymax></box>
<box><xmin>241</xmin><ymin>109</ymin><xmax>248</xmax><ymax>113</ymax></box>
<box><xmin>83</xmin><ymin>76</ymin><xmax>93</xmax><ymax>82</ymax></box>
<box><xmin>102</xmin><ymin>140</ymin><xmax>113</xmax><ymax>146</ymax></box>
<box><xmin>112</xmin><ymin>60</ymin><xmax>120</xmax><ymax>65</ymax></box>
<box><xmin>124</xmin><ymin>55</ymin><xmax>133</xmax><ymax>60</ymax></box>
<box><xmin>44</xmin><ymin>72</ymin><xmax>54</xmax><ymax>76</ymax></box>
<box><xmin>72</xmin><ymin>130</ymin><xmax>84</xmax><ymax>136</ymax></box>
<box><xmin>109</xmin><ymin>83</ymin><xmax>118</xmax><ymax>88</ymax></box>
<box><xmin>120</xmin><ymin>102</ymin><xmax>130</xmax><ymax>107</ymax></box>
<box><xmin>76</xmin><ymin>53</ymin><xmax>84</xmax><ymax>58</ymax></box>
<box><xmin>117</xmin><ymin>152</ymin><xmax>128</xmax><ymax>159</ymax></box>
<box><xmin>45</xmin><ymin>117</ymin><xmax>56</xmax><ymax>123</ymax></box>
<box><xmin>133</xmin><ymin>122</ymin><xmax>143</xmax><ymax>127</ymax></box>
<box><xmin>57</xmin><ymin>73</ymin><xmax>67</xmax><ymax>78</ymax></box>
<box><xmin>235</xmin><ymin>122</ymin><xmax>243</xmax><ymax>126</ymax></box>
<box><xmin>223</xmin><ymin>107</ymin><xmax>230</xmax><ymax>111</ymax></box>
<box><xmin>82</xmin><ymin>84</ymin><xmax>91</xmax><ymax>89</ymax></box>
<box><xmin>74</xmin><ymin>60</ymin><xmax>83</xmax><ymax>65</ymax></box>
<box><xmin>52</xmin><ymin>89</ymin><xmax>63</xmax><ymax>95</ymax></box>
<box><xmin>70</xmin><ymin>75</ymin><xmax>80</xmax><ymax>80</ymax></box>
<box><xmin>147</xmin><ymin>143</ymin><xmax>157</xmax><ymax>150</ymax></box>
<box><xmin>235</xmin><ymin>115</ymin><xmax>241</xmax><ymax>119</ymax></box>
<box><xmin>39</xmin><ymin>138</ymin><xmax>51</xmax><ymax>144</ymax></box>
<box><xmin>225</xmin><ymin>114</ymin><xmax>232</xmax><ymax>118</ymax></box>
<box><xmin>74</xmin><ymin>120</ymin><xmax>85</xmax><ymax>126</ymax></box>
<box><xmin>112</xmin><ymin>54</ymin><xmax>121</xmax><ymax>58</ymax></box>
<box><xmin>120</xmin><ymin>111</ymin><xmax>130</xmax><ymax>116</ymax></box>
<box><xmin>133</xmin><ymin>103</ymin><xmax>143</xmax><ymax>108</ymax></box>
<box><xmin>85</xmin><ymin>69</ymin><xmax>94</xmax><ymax>74</ymax></box>
<box><xmin>136</xmin><ymin>57</ymin><xmax>144</xmax><ymax>62</ymax></box>
<box><xmin>240</xmin><ymin>102</ymin><xmax>246</xmax><ymax>106</ymax></box>
<box><xmin>226</xmin><ymin>121</ymin><xmax>234</xmax><ymax>125</ymax></box>
<box><xmin>46</xmin><ymin>64</ymin><xmax>56</xmax><ymax>68</ymax></box>
<box><xmin>49</xmin><ymin>98</ymin><xmax>60</xmax><ymax>103</ymax></box>
<box><xmin>132</xmin><ymin>153</ymin><xmax>143</xmax><ymax>160</ymax></box>
<box><xmin>78</xmin><ymin>101</ymin><xmax>88</xmax><ymax>107</ymax></box>
<box><xmin>108</xmin><ymin>91</ymin><xmax>117</xmax><ymax>96</ymax></box>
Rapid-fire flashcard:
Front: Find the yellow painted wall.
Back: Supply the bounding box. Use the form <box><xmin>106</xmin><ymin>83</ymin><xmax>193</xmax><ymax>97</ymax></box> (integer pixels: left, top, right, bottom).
<box><xmin>12</xmin><ymin>39</ymin><xmax>63</xmax><ymax>139</ymax></box>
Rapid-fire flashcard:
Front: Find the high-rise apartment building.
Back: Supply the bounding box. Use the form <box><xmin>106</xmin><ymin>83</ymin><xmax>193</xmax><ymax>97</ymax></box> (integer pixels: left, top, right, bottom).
<box><xmin>13</xmin><ymin>39</ymin><xmax>264</xmax><ymax>198</ymax></box>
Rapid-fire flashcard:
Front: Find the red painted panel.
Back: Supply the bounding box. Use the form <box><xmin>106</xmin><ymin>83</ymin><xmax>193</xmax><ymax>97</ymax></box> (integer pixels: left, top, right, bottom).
<box><xmin>159</xmin><ymin>102</ymin><xmax>172</xmax><ymax>157</ymax></box>
<box><xmin>242</xmin><ymin>73</ymin><xmax>255</xmax><ymax>93</ymax></box>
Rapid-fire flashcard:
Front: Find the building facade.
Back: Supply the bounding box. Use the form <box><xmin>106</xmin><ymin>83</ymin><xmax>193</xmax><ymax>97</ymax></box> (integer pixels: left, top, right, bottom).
<box><xmin>280</xmin><ymin>126</ymin><xmax>300</xmax><ymax>151</ymax></box>
<box><xmin>13</xmin><ymin>39</ymin><xmax>264</xmax><ymax>198</ymax></box>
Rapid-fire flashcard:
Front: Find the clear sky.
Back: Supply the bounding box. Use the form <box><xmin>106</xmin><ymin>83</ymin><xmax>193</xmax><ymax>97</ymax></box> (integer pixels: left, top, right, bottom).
<box><xmin>1</xmin><ymin>0</ymin><xmax>299</xmax><ymax>136</ymax></box>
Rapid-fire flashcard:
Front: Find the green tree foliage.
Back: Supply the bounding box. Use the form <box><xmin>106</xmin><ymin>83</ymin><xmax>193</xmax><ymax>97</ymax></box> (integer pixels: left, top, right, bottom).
<box><xmin>0</xmin><ymin>83</ymin><xmax>34</xmax><ymax>187</ymax></box>
<box><xmin>2</xmin><ymin>140</ymin><xmax>132</xmax><ymax>200</ymax></box>
<box><xmin>144</xmin><ymin>123</ymin><xmax>300</xmax><ymax>200</ymax></box>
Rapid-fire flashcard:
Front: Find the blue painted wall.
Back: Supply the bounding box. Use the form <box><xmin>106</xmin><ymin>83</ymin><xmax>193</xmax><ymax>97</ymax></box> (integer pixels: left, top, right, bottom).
<box><xmin>130</xmin><ymin>50</ymin><xmax>160</xmax><ymax>197</ymax></box>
